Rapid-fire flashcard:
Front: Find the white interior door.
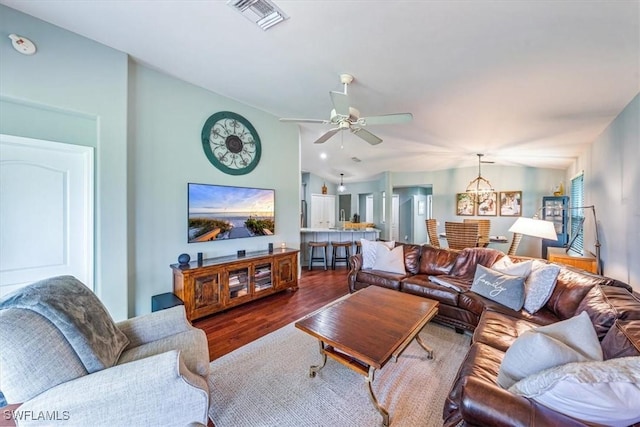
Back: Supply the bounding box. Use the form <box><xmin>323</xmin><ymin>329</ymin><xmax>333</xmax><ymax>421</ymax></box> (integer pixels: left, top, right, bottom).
<box><xmin>365</xmin><ymin>195</ymin><xmax>373</xmax><ymax>223</ymax></box>
<box><xmin>0</xmin><ymin>134</ymin><xmax>94</xmax><ymax>296</ymax></box>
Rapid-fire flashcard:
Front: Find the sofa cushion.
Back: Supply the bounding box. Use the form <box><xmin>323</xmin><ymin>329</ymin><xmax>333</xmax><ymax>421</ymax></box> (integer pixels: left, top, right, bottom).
<box><xmin>399</xmin><ymin>243</ymin><xmax>422</xmax><ymax>275</ymax></box>
<box><xmin>360</xmin><ymin>239</ymin><xmax>395</xmax><ymax>269</ymax></box>
<box><xmin>472</xmin><ymin>309</ymin><xmax>555</xmax><ymax>352</ymax></box>
<box><xmin>545</xmin><ymin>267</ymin><xmax>611</xmax><ymax>320</ymax></box>
<box><xmin>449</xmin><ymin>247</ymin><xmax>505</xmax><ymax>280</ymax></box>
<box><xmin>400</xmin><ymin>275</ymin><xmax>459</xmax><ymax>306</ymax></box>
<box><xmin>497</xmin><ymin>311</ymin><xmax>603</xmax><ymax>389</ymax></box>
<box><xmin>577</xmin><ymin>285</ymin><xmax>640</xmax><ymax>340</ymax></box>
<box><xmin>373</xmin><ymin>245</ymin><xmax>405</xmax><ymax>274</ymax></box>
<box><xmin>354</xmin><ymin>269</ymin><xmax>406</xmax><ymax>291</ymax></box>
<box><xmin>508</xmin><ymin>357</ymin><xmax>640</xmax><ymax>427</ymax></box>
<box><xmin>470</xmin><ymin>265</ymin><xmax>526</xmax><ymax>311</ymax></box>
<box><xmin>418</xmin><ymin>245</ymin><xmax>458</xmax><ymax>275</ymax></box>
<box><xmin>602</xmin><ymin>319</ymin><xmax>640</xmax><ymax>359</ymax></box>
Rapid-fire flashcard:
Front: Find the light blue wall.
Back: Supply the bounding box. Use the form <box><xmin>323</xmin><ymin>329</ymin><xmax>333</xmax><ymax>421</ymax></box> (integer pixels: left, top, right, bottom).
<box><xmin>1</xmin><ymin>5</ymin><xmax>300</xmax><ymax>318</ymax></box>
<box><xmin>0</xmin><ymin>5</ymin><xmax>129</xmax><ymax>319</ymax></box>
<box><xmin>130</xmin><ymin>65</ymin><xmax>300</xmax><ymax>315</ymax></box>
<box><xmin>390</xmin><ymin>166</ymin><xmax>566</xmax><ymax>256</ymax></box>
<box><xmin>569</xmin><ymin>94</ymin><xmax>639</xmax><ymax>291</ymax></box>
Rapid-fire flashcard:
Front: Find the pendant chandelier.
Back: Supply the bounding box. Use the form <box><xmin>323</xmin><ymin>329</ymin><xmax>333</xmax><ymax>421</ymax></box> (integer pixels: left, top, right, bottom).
<box><xmin>465</xmin><ymin>154</ymin><xmax>494</xmax><ymax>201</ymax></box>
<box><xmin>338</xmin><ymin>173</ymin><xmax>346</xmax><ymax>193</ymax></box>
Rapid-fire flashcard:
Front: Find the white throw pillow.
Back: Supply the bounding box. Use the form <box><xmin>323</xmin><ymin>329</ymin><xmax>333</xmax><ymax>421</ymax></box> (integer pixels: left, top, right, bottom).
<box><xmin>492</xmin><ymin>257</ymin><xmax>533</xmax><ymax>278</ymax></box>
<box><xmin>372</xmin><ymin>245</ymin><xmax>406</xmax><ymax>275</ymax></box>
<box><xmin>492</xmin><ymin>255</ymin><xmax>512</xmax><ymax>270</ymax></box>
<box><xmin>497</xmin><ymin>311</ymin><xmax>603</xmax><ymax>389</ymax></box>
<box><xmin>523</xmin><ymin>260</ymin><xmax>561</xmax><ymax>314</ymax></box>
<box><xmin>360</xmin><ymin>239</ymin><xmax>395</xmax><ymax>269</ymax></box>
<box><xmin>509</xmin><ymin>357</ymin><xmax>640</xmax><ymax>427</ymax></box>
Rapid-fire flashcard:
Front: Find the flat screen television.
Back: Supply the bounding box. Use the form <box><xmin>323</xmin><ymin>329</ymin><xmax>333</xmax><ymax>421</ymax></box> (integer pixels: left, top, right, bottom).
<box><xmin>188</xmin><ymin>183</ymin><xmax>275</xmax><ymax>243</ymax></box>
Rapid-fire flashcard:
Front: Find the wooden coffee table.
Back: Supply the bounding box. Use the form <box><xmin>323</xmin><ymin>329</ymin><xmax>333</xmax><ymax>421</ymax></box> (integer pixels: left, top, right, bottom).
<box><xmin>295</xmin><ymin>286</ymin><xmax>439</xmax><ymax>426</ymax></box>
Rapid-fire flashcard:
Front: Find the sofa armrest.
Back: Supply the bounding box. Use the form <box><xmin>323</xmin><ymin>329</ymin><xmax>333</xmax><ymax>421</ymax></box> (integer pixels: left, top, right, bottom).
<box><xmin>460</xmin><ymin>376</ymin><xmax>586</xmax><ymax>427</ymax></box>
<box><xmin>18</xmin><ymin>350</ymin><xmax>209</xmax><ymax>427</ymax></box>
<box><xmin>347</xmin><ymin>253</ymin><xmax>363</xmax><ymax>293</ymax></box>
<box><xmin>116</xmin><ymin>305</ymin><xmax>196</xmax><ymax>348</ymax></box>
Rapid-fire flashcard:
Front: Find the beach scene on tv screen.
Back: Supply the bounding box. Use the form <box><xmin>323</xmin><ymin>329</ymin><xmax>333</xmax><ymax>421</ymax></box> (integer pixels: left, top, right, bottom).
<box><xmin>188</xmin><ymin>183</ymin><xmax>275</xmax><ymax>242</ymax></box>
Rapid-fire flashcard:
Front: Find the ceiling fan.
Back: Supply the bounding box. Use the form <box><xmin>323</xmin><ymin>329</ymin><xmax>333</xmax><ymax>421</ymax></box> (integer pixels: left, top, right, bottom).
<box><xmin>279</xmin><ymin>74</ymin><xmax>413</xmax><ymax>145</ymax></box>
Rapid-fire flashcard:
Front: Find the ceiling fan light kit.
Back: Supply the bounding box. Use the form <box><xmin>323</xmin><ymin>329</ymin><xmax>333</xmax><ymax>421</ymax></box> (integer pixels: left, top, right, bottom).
<box><xmin>280</xmin><ymin>73</ymin><xmax>412</xmax><ymax>146</ymax></box>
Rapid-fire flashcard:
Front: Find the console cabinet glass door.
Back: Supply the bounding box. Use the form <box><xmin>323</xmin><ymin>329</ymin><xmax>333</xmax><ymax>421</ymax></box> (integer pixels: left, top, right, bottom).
<box><xmin>254</xmin><ymin>262</ymin><xmax>274</xmax><ymax>294</ymax></box>
<box><xmin>227</xmin><ymin>266</ymin><xmax>250</xmax><ymax>303</ymax></box>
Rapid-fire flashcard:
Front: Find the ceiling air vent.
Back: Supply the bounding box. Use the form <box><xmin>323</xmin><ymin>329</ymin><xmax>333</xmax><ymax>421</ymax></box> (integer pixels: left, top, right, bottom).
<box><xmin>227</xmin><ymin>0</ymin><xmax>289</xmax><ymax>31</ymax></box>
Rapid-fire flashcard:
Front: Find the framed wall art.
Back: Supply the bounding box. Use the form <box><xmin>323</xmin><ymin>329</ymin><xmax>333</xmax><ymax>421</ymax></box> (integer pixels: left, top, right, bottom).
<box><xmin>477</xmin><ymin>192</ymin><xmax>498</xmax><ymax>216</ymax></box>
<box><xmin>499</xmin><ymin>191</ymin><xmax>522</xmax><ymax>217</ymax></box>
<box><xmin>456</xmin><ymin>193</ymin><xmax>476</xmax><ymax>216</ymax></box>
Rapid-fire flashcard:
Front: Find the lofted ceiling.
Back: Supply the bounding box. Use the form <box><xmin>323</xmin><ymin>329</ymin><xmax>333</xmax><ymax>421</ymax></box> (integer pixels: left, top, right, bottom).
<box><xmin>2</xmin><ymin>0</ymin><xmax>639</xmax><ymax>186</ymax></box>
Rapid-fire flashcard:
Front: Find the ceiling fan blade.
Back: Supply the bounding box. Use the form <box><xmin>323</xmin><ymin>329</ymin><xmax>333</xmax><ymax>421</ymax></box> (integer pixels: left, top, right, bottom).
<box><xmin>330</xmin><ymin>91</ymin><xmax>350</xmax><ymax>117</ymax></box>
<box><xmin>279</xmin><ymin>118</ymin><xmax>329</xmax><ymax>124</ymax></box>
<box><xmin>313</xmin><ymin>128</ymin><xmax>340</xmax><ymax>144</ymax></box>
<box><xmin>359</xmin><ymin>113</ymin><xmax>413</xmax><ymax>126</ymax></box>
<box><xmin>352</xmin><ymin>128</ymin><xmax>383</xmax><ymax>145</ymax></box>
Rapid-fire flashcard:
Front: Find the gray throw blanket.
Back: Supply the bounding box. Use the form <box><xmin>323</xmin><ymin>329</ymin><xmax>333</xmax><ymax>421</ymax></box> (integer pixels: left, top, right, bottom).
<box><xmin>0</xmin><ymin>275</ymin><xmax>129</xmax><ymax>373</ymax></box>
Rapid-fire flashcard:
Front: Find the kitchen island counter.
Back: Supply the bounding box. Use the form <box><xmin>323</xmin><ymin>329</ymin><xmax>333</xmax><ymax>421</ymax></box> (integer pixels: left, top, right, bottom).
<box><xmin>300</xmin><ymin>228</ymin><xmax>381</xmax><ymax>265</ymax></box>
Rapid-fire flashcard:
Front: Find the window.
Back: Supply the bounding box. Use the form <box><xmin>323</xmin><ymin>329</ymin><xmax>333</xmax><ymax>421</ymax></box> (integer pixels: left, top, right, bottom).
<box><xmin>569</xmin><ymin>173</ymin><xmax>584</xmax><ymax>254</ymax></box>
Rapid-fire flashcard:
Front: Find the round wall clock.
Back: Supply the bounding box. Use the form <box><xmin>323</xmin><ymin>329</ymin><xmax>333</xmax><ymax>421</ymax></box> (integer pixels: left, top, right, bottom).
<box><xmin>201</xmin><ymin>111</ymin><xmax>262</xmax><ymax>175</ymax></box>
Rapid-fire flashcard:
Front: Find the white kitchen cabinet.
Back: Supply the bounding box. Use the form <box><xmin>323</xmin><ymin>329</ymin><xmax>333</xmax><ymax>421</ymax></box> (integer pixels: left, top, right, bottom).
<box><xmin>310</xmin><ymin>194</ymin><xmax>336</xmax><ymax>229</ymax></box>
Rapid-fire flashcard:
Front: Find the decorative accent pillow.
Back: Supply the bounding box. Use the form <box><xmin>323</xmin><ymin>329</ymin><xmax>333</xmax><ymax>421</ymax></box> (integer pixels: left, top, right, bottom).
<box><xmin>470</xmin><ymin>264</ymin><xmax>526</xmax><ymax>311</ymax></box>
<box><xmin>491</xmin><ymin>255</ymin><xmax>512</xmax><ymax>270</ymax></box>
<box><xmin>360</xmin><ymin>239</ymin><xmax>395</xmax><ymax>269</ymax></box>
<box><xmin>497</xmin><ymin>311</ymin><xmax>603</xmax><ymax>389</ymax></box>
<box><xmin>492</xmin><ymin>258</ymin><xmax>533</xmax><ymax>278</ymax></box>
<box><xmin>509</xmin><ymin>357</ymin><xmax>640</xmax><ymax>427</ymax></box>
<box><xmin>523</xmin><ymin>260</ymin><xmax>561</xmax><ymax>314</ymax></box>
<box><xmin>372</xmin><ymin>245</ymin><xmax>406</xmax><ymax>275</ymax></box>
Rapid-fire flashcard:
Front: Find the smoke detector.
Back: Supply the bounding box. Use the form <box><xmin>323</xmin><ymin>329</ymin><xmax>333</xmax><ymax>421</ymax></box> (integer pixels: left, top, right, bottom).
<box><xmin>227</xmin><ymin>0</ymin><xmax>289</xmax><ymax>31</ymax></box>
<box><xmin>8</xmin><ymin>34</ymin><xmax>36</xmax><ymax>55</ymax></box>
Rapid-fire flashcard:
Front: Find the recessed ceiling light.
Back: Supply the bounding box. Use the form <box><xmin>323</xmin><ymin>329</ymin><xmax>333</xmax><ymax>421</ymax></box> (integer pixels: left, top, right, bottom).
<box><xmin>320</xmin><ymin>153</ymin><xmax>327</xmax><ymax>160</ymax></box>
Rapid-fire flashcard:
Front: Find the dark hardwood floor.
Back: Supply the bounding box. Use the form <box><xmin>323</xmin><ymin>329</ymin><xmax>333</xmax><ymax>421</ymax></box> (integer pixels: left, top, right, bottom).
<box><xmin>193</xmin><ymin>266</ymin><xmax>350</xmax><ymax>362</ymax></box>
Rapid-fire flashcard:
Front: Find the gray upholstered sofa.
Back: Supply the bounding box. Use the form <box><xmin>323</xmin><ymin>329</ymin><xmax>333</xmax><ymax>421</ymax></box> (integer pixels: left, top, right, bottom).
<box><xmin>0</xmin><ymin>276</ymin><xmax>210</xmax><ymax>426</ymax></box>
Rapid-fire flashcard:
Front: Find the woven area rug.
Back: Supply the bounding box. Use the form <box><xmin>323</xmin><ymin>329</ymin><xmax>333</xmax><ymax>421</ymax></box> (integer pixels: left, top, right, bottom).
<box><xmin>207</xmin><ymin>319</ymin><xmax>470</xmax><ymax>426</ymax></box>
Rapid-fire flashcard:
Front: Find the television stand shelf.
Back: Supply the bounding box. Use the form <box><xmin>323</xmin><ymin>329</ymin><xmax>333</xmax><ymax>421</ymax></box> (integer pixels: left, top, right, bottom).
<box><xmin>171</xmin><ymin>248</ymin><xmax>299</xmax><ymax>321</ymax></box>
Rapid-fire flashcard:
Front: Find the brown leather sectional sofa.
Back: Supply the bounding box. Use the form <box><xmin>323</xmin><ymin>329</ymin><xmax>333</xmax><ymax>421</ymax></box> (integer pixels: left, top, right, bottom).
<box><xmin>347</xmin><ymin>244</ymin><xmax>640</xmax><ymax>427</ymax></box>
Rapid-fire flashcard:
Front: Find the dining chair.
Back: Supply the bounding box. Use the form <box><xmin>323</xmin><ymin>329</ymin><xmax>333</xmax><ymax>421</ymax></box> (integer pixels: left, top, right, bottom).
<box><xmin>464</xmin><ymin>218</ymin><xmax>491</xmax><ymax>247</ymax></box>
<box><xmin>507</xmin><ymin>232</ymin><xmax>523</xmax><ymax>256</ymax></box>
<box><xmin>445</xmin><ymin>221</ymin><xmax>479</xmax><ymax>250</ymax></box>
<box><xmin>425</xmin><ymin>218</ymin><xmax>440</xmax><ymax>247</ymax></box>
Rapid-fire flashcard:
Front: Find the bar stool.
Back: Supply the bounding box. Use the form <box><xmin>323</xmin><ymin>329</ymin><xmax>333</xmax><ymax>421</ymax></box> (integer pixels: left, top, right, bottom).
<box><xmin>331</xmin><ymin>241</ymin><xmax>351</xmax><ymax>270</ymax></box>
<box><xmin>355</xmin><ymin>240</ymin><xmax>362</xmax><ymax>254</ymax></box>
<box><xmin>308</xmin><ymin>241</ymin><xmax>328</xmax><ymax>270</ymax></box>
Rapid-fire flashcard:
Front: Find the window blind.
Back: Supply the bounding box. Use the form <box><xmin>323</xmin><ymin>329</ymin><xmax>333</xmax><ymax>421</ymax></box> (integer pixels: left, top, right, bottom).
<box><xmin>569</xmin><ymin>174</ymin><xmax>584</xmax><ymax>253</ymax></box>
